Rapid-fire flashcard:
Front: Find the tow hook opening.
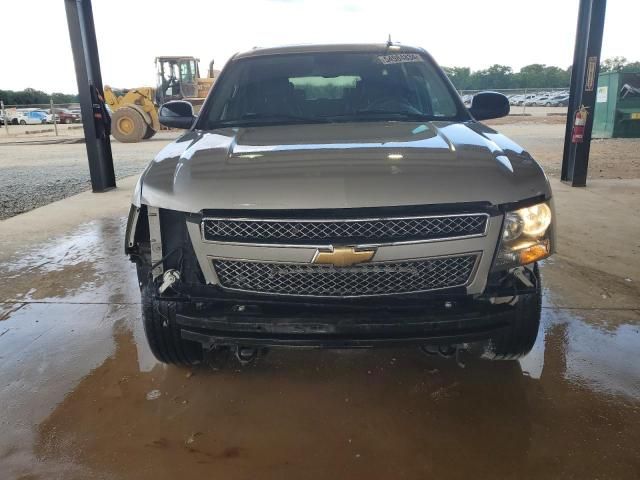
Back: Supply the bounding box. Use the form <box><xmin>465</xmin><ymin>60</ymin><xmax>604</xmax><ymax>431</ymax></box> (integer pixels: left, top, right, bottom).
<box><xmin>235</xmin><ymin>346</ymin><xmax>261</xmax><ymax>365</ymax></box>
<box><xmin>420</xmin><ymin>344</ymin><xmax>467</xmax><ymax>368</ymax></box>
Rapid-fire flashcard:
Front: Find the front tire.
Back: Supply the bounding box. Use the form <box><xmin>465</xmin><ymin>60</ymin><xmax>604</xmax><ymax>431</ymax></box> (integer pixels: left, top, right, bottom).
<box><xmin>483</xmin><ymin>264</ymin><xmax>542</xmax><ymax>360</ymax></box>
<box><xmin>141</xmin><ymin>281</ymin><xmax>203</xmax><ymax>366</ymax></box>
<box><xmin>112</xmin><ymin>106</ymin><xmax>147</xmax><ymax>143</ymax></box>
<box><xmin>142</xmin><ymin>125</ymin><xmax>156</xmax><ymax>140</ymax></box>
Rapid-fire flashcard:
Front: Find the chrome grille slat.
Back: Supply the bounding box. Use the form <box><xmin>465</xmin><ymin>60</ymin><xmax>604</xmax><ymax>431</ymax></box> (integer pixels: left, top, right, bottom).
<box><xmin>202</xmin><ymin>214</ymin><xmax>488</xmax><ymax>244</ymax></box>
<box><xmin>213</xmin><ymin>255</ymin><xmax>478</xmax><ymax>297</ymax></box>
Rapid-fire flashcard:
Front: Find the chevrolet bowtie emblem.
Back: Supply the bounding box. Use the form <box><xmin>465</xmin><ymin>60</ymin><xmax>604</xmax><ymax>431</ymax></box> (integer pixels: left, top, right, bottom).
<box><xmin>313</xmin><ymin>246</ymin><xmax>376</xmax><ymax>267</ymax></box>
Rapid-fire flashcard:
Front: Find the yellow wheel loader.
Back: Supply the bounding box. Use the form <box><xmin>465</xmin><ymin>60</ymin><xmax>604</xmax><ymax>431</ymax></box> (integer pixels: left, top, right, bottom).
<box><xmin>105</xmin><ymin>56</ymin><xmax>216</xmax><ymax>143</ymax></box>
<box><xmin>104</xmin><ymin>87</ymin><xmax>159</xmax><ymax>143</ymax></box>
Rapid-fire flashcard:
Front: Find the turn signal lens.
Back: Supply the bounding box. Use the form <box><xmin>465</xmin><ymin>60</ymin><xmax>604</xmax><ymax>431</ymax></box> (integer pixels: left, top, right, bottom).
<box><xmin>518</xmin><ymin>241</ymin><xmax>550</xmax><ymax>264</ymax></box>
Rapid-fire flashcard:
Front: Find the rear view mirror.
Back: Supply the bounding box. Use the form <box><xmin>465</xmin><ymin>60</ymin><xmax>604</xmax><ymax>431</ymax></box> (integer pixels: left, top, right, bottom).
<box><xmin>159</xmin><ymin>101</ymin><xmax>195</xmax><ymax>129</ymax></box>
<box><xmin>469</xmin><ymin>92</ymin><xmax>510</xmax><ymax>121</ymax></box>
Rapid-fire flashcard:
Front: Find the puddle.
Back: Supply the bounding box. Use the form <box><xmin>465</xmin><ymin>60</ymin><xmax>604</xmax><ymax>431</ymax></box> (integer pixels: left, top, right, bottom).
<box><xmin>559</xmin><ymin>310</ymin><xmax>640</xmax><ymax>398</ymax></box>
<box><xmin>0</xmin><ymin>218</ymin><xmax>638</xmax><ymax>479</ymax></box>
<box><xmin>0</xmin><ymin>217</ymin><xmax>138</xmax><ymax>304</ymax></box>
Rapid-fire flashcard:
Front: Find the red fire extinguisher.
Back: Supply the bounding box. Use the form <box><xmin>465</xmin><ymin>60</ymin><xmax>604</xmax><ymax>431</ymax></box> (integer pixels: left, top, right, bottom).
<box><xmin>571</xmin><ymin>106</ymin><xmax>589</xmax><ymax>143</ymax></box>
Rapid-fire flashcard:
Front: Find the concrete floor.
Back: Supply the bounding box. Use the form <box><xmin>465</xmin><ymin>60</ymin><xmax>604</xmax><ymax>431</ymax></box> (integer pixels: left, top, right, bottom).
<box><xmin>0</xmin><ymin>174</ymin><xmax>639</xmax><ymax>479</ymax></box>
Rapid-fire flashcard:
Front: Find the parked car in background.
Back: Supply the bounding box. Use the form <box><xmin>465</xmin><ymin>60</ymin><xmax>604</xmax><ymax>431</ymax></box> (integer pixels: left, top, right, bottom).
<box><xmin>17</xmin><ymin>111</ymin><xmax>47</xmax><ymax>125</ymax></box>
<box><xmin>509</xmin><ymin>94</ymin><xmax>524</xmax><ymax>105</ymax></box>
<box><xmin>524</xmin><ymin>95</ymin><xmax>547</xmax><ymax>106</ymax></box>
<box><xmin>546</xmin><ymin>95</ymin><xmax>570</xmax><ymax>107</ymax></box>
<box><xmin>531</xmin><ymin>96</ymin><xmax>550</xmax><ymax>106</ymax></box>
<box><xmin>31</xmin><ymin>109</ymin><xmax>51</xmax><ymax>122</ymax></box>
<box><xmin>6</xmin><ymin>110</ymin><xmax>32</xmax><ymax>125</ymax></box>
<box><xmin>51</xmin><ymin>108</ymin><xmax>81</xmax><ymax>124</ymax></box>
<box><xmin>7</xmin><ymin>113</ymin><xmax>18</xmax><ymax>125</ymax></box>
<box><xmin>516</xmin><ymin>94</ymin><xmax>536</xmax><ymax>106</ymax></box>
<box><xmin>45</xmin><ymin>112</ymin><xmax>57</xmax><ymax>124</ymax></box>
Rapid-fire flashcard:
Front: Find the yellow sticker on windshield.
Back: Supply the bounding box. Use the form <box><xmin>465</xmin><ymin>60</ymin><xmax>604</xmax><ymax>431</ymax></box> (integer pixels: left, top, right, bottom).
<box><xmin>378</xmin><ymin>53</ymin><xmax>422</xmax><ymax>64</ymax></box>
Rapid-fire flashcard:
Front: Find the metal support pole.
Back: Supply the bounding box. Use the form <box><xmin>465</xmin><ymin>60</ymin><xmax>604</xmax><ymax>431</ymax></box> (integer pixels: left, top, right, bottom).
<box><xmin>50</xmin><ymin>99</ymin><xmax>58</xmax><ymax>136</ymax></box>
<box><xmin>561</xmin><ymin>0</ymin><xmax>607</xmax><ymax>187</ymax></box>
<box><xmin>1</xmin><ymin>101</ymin><xmax>9</xmax><ymax>136</ymax></box>
<box><xmin>64</xmin><ymin>0</ymin><xmax>116</xmax><ymax>192</ymax></box>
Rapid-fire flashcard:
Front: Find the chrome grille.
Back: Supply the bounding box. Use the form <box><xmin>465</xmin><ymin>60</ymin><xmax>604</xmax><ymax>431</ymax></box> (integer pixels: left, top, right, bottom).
<box><xmin>213</xmin><ymin>255</ymin><xmax>478</xmax><ymax>297</ymax></box>
<box><xmin>202</xmin><ymin>214</ymin><xmax>488</xmax><ymax>244</ymax></box>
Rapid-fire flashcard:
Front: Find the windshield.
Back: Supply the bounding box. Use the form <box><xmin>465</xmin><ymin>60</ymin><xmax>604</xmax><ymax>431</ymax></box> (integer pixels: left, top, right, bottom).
<box><xmin>199</xmin><ymin>51</ymin><xmax>464</xmax><ymax>129</ymax></box>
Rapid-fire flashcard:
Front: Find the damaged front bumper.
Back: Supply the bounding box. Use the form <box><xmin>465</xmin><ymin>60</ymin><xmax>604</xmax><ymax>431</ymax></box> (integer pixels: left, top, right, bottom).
<box><xmin>161</xmin><ymin>278</ymin><xmax>537</xmax><ymax>349</ymax></box>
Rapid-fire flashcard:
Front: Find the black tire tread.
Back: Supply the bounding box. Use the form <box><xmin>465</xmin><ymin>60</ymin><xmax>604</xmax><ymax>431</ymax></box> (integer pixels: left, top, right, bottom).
<box><xmin>142</xmin><ymin>125</ymin><xmax>156</xmax><ymax>140</ymax></box>
<box><xmin>484</xmin><ymin>264</ymin><xmax>542</xmax><ymax>360</ymax></box>
<box><xmin>141</xmin><ymin>282</ymin><xmax>202</xmax><ymax>366</ymax></box>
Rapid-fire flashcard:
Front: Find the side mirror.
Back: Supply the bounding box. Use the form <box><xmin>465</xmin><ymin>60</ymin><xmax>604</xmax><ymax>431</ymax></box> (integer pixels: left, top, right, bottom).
<box><xmin>469</xmin><ymin>92</ymin><xmax>510</xmax><ymax>121</ymax></box>
<box><xmin>159</xmin><ymin>100</ymin><xmax>195</xmax><ymax>129</ymax></box>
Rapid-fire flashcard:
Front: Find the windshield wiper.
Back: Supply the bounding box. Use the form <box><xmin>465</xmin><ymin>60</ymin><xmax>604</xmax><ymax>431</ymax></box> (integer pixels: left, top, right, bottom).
<box><xmin>209</xmin><ymin>113</ymin><xmax>329</xmax><ymax>128</ymax></box>
<box><xmin>356</xmin><ymin>109</ymin><xmax>432</xmax><ymax>119</ymax></box>
<box><xmin>330</xmin><ymin>109</ymin><xmax>434</xmax><ymax>121</ymax></box>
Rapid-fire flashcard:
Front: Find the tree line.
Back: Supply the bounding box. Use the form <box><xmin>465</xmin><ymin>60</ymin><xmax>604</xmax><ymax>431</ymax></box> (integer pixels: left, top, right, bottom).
<box><xmin>0</xmin><ymin>88</ymin><xmax>78</xmax><ymax>106</ymax></box>
<box><xmin>1</xmin><ymin>57</ymin><xmax>638</xmax><ymax>105</ymax></box>
<box><xmin>445</xmin><ymin>57</ymin><xmax>639</xmax><ymax>91</ymax></box>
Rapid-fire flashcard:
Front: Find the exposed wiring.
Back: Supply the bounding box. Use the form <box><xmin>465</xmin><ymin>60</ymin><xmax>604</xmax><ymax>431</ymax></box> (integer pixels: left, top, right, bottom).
<box><xmin>149</xmin><ymin>246</ymin><xmax>184</xmax><ymax>280</ymax></box>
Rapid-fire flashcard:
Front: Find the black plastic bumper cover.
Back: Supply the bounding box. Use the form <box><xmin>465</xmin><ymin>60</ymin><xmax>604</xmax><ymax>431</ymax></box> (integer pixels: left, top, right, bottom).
<box><xmin>174</xmin><ymin>298</ymin><xmax>519</xmax><ymax>349</ymax></box>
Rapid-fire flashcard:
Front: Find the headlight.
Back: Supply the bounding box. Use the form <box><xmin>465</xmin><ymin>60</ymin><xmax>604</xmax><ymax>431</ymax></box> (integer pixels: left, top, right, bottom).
<box><xmin>502</xmin><ymin>204</ymin><xmax>552</xmax><ymax>242</ymax></box>
<box><xmin>502</xmin><ymin>212</ymin><xmax>524</xmax><ymax>242</ymax></box>
<box><xmin>519</xmin><ymin>203</ymin><xmax>552</xmax><ymax>237</ymax></box>
<box><xmin>493</xmin><ymin>201</ymin><xmax>553</xmax><ymax>270</ymax></box>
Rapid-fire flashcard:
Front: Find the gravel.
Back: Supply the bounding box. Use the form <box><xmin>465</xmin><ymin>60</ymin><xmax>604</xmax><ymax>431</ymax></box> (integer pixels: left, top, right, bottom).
<box><xmin>0</xmin><ymin>133</ymin><xmax>178</xmax><ymax>220</ymax></box>
<box><xmin>0</xmin><ymin>163</ymin><xmax>145</xmax><ymax>220</ymax></box>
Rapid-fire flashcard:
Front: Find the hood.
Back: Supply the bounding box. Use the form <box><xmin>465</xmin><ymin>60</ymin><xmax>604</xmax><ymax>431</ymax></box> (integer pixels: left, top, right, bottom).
<box><xmin>138</xmin><ymin>121</ymin><xmax>550</xmax><ymax>212</ymax></box>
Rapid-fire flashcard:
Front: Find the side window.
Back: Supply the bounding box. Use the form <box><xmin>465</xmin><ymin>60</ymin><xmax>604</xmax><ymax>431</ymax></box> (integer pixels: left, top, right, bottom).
<box><xmin>180</xmin><ymin>61</ymin><xmax>195</xmax><ymax>83</ymax></box>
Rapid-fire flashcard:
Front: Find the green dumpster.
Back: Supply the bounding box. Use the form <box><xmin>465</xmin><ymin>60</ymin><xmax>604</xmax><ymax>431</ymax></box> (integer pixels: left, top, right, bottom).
<box><xmin>593</xmin><ymin>70</ymin><xmax>640</xmax><ymax>138</ymax></box>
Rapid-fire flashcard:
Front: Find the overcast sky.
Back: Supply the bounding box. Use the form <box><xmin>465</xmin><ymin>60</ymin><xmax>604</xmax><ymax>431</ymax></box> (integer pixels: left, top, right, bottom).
<box><xmin>2</xmin><ymin>0</ymin><xmax>638</xmax><ymax>93</ymax></box>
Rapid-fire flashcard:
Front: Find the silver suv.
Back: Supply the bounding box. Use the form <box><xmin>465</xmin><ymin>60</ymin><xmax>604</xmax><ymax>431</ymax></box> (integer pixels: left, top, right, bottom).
<box><xmin>125</xmin><ymin>44</ymin><xmax>555</xmax><ymax>365</ymax></box>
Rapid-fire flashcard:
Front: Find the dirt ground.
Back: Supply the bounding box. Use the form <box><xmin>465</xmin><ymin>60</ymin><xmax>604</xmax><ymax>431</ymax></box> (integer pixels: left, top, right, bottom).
<box><xmin>485</xmin><ymin>116</ymin><xmax>640</xmax><ymax>179</ymax></box>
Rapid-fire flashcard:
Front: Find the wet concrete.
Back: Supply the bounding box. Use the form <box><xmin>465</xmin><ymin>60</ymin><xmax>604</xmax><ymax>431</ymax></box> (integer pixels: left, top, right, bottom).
<box><xmin>1</xmin><ymin>217</ymin><xmax>639</xmax><ymax>479</ymax></box>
